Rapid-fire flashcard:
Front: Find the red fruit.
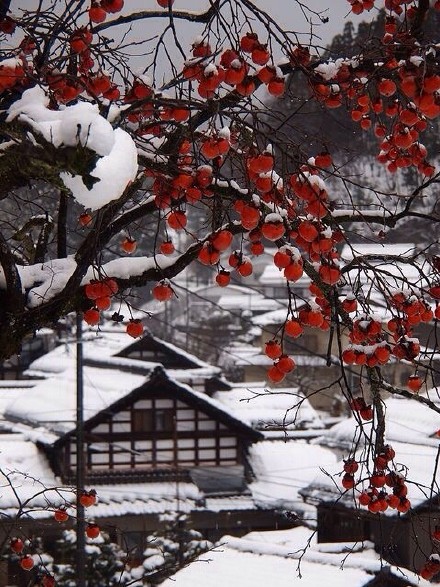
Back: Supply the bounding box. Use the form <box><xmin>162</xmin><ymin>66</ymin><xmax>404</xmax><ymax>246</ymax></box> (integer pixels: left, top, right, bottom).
<box><xmin>261</xmin><ymin>221</ymin><xmax>285</xmax><ymax>241</ymax></box>
<box><xmin>248</xmin><ymin>153</ymin><xmax>274</xmax><ymax>173</ymax></box>
<box><xmin>236</xmin><ymin>77</ymin><xmax>256</xmax><ymax>97</ymax></box>
<box><xmin>273</xmin><ymin>250</ymin><xmax>291</xmax><ymax>269</ymax></box>
<box><xmin>387</xmin><ymin>494</ymin><xmax>400</xmax><ymax>509</ymax></box>
<box><xmin>102</xmin><ymin>278</ymin><xmax>118</xmax><ymax>296</ymax></box>
<box><xmin>10</xmin><ymin>538</ymin><xmax>24</xmax><ymax>554</ymax></box>
<box><xmin>374</xmin><ymin>454</ymin><xmax>388</xmax><ymax>470</ymax></box>
<box><xmin>378</xmin><ymin>78</ymin><xmax>397</xmax><ymax>97</ymax></box>
<box><xmin>370</xmin><ymin>472</ymin><xmax>386</xmax><ymax>488</ymax></box>
<box><xmin>283</xmin><ymin>262</ymin><xmax>303</xmax><ymax>282</ymax></box>
<box><xmin>80</xmin><ymin>490</ymin><xmax>97</xmax><ymax>508</ymax></box>
<box><xmin>160</xmin><ymin>240</ymin><xmax>175</xmax><ymax>255</ymax></box>
<box><xmin>383</xmin><ymin>445</ymin><xmax>396</xmax><ymax>461</ymax></box>
<box><xmin>267</xmin><ymin>77</ymin><xmax>285</xmax><ymax>97</ymax></box>
<box><xmin>368</xmin><ymin>499</ymin><xmax>382</xmax><ymax>514</ymax></box>
<box><xmin>86</xmin><ymin>523</ymin><xmax>100</xmax><ymax>539</ymax></box>
<box><xmin>359</xmin><ymin>406</ymin><xmax>373</xmax><ymax>421</ymax></box>
<box><xmin>89</xmin><ymin>3</ymin><xmax>107</xmax><ymax>23</ymax></box>
<box><xmin>237</xmin><ymin>260</ymin><xmax>253</xmax><ymax>277</ymax></box>
<box><xmin>257</xmin><ymin>65</ymin><xmax>277</xmax><ymax>83</ymax></box>
<box><xmin>20</xmin><ymin>555</ymin><xmax>34</xmax><ymax>571</ymax></box>
<box><xmin>342</xmin><ymin>348</ymin><xmax>356</xmax><ymax>364</ymax></box>
<box><xmin>167</xmin><ymin>210</ymin><xmax>187</xmax><ymax>230</ymax></box>
<box><xmin>126</xmin><ymin>320</ymin><xmax>144</xmax><ymax>338</ymax></box>
<box><xmin>216</xmin><ymin>270</ymin><xmax>231</xmax><ymax>287</ymax></box>
<box><xmin>83</xmin><ymin>309</ymin><xmax>100</xmax><ymax>326</ymax></box>
<box><xmin>319</xmin><ymin>264</ymin><xmax>341</xmax><ymax>285</ymax></box>
<box><xmin>267</xmin><ymin>364</ymin><xmax>285</xmax><ymax>383</ymax></box>
<box><xmin>342</xmin><ymin>297</ymin><xmax>357</xmax><ymax>313</ymax></box>
<box><xmin>314</xmin><ymin>152</ymin><xmax>332</xmax><ymax>168</ymax></box>
<box><xmin>0</xmin><ymin>16</ymin><xmax>16</xmax><ymax>34</ymax></box>
<box><xmin>343</xmin><ymin>459</ymin><xmax>359</xmax><ymax>474</ymax></box>
<box><xmin>152</xmin><ymin>282</ymin><xmax>173</xmax><ymax>302</ymax></box>
<box><xmin>375</xmin><ymin>345</ymin><xmax>391</xmax><ymax>364</ymax></box>
<box><xmin>251</xmin><ymin>44</ymin><xmax>270</xmax><ymax>65</ymax></box>
<box><xmin>54</xmin><ymin>508</ymin><xmax>69</xmax><ymax>522</ymax></box>
<box><xmin>102</xmin><ymin>0</ymin><xmax>124</xmax><ymax>12</ymax></box>
<box><xmin>276</xmin><ymin>355</ymin><xmax>295</xmax><ymax>374</ymax></box>
<box><xmin>407</xmin><ymin>375</ymin><xmax>423</xmax><ymax>392</ymax></box>
<box><xmin>250</xmin><ymin>241</ymin><xmax>264</xmax><ymax>255</ymax></box>
<box><xmin>285</xmin><ymin>319</ymin><xmax>303</xmax><ymax>338</ymax></box>
<box><xmin>157</xmin><ymin>0</ymin><xmax>174</xmax><ymax>7</ymax></box>
<box><xmin>211</xmin><ymin>230</ymin><xmax>233</xmax><ymax>252</ymax></box>
<box><xmin>298</xmin><ymin>220</ymin><xmax>318</xmax><ymax>243</ymax></box>
<box><xmin>265</xmin><ymin>340</ymin><xmax>282</xmax><ymax>360</ymax></box>
<box><xmin>240</xmin><ymin>204</ymin><xmax>260</xmax><ymax>230</ymax></box>
<box><xmin>42</xmin><ymin>575</ymin><xmax>56</xmax><ymax>587</ymax></box>
<box><xmin>341</xmin><ymin>474</ymin><xmax>355</xmax><ymax>490</ymax></box>
<box><xmin>198</xmin><ymin>244</ymin><xmax>220</xmax><ymax>266</ymax></box>
<box><xmin>79</xmin><ymin>212</ymin><xmax>92</xmax><ymax>226</ymax></box>
<box><xmin>358</xmin><ymin>491</ymin><xmax>371</xmax><ymax>506</ymax></box>
<box><xmin>240</xmin><ymin>32</ymin><xmax>259</xmax><ymax>53</ymax></box>
<box><xmin>121</xmin><ymin>237</ymin><xmax>137</xmax><ymax>254</ymax></box>
<box><xmin>397</xmin><ymin>498</ymin><xmax>411</xmax><ymax>513</ymax></box>
<box><xmin>95</xmin><ymin>296</ymin><xmax>111</xmax><ymax>311</ymax></box>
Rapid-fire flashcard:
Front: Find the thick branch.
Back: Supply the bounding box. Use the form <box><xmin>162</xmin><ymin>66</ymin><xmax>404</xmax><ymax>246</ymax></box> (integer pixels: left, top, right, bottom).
<box><xmin>0</xmin><ymin>234</ymin><xmax>23</xmax><ymax>317</ymax></box>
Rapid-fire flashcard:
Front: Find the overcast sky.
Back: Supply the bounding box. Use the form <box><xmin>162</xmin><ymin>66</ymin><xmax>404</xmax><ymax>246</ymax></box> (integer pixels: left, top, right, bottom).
<box><xmin>107</xmin><ymin>0</ymin><xmax>373</xmax><ymax>79</ymax></box>
<box><xmin>10</xmin><ymin>1</ymin><xmax>374</xmax><ymax>82</ymax></box>
<box><xmin>12</xmin><ymin>0</ymin><xmax>372</xmax><ymax>46</ymax></box>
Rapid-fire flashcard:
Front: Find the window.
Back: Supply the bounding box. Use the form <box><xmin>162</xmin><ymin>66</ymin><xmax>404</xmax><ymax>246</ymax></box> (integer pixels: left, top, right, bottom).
<box><xmin>132</xmin><ymin>409</ymin><xmax>153</xmax><ymax>432</ymax></box>
<box><xmin>155</xmin><ymin>409</ymin><xmax>174</xmax><ymax>431</ymax></box>
<box><xmin>132</xmin><ymin>408</ymin><xmax>174</xmax><ymax>432</ymax></box>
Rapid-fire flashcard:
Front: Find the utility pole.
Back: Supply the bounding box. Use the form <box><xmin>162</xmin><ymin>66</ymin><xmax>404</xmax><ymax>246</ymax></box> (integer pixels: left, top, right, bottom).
<box><xmin>76</xmin><ymin>313</ymin><xmax>86</xmax><ymax>587</ymax></box>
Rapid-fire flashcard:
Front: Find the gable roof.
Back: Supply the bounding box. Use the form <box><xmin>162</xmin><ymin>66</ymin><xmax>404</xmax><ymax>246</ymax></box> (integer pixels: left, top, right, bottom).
<box><xmin>25</xmin><ymin>326</ymin><xmax>220</xmax><ymax>383</ymax></box>
<box><xmin>116</xmin><ymin>329</ymin><xmax>219</xmax><ymax>371</ymax></box>
<box><xmin>4</xmin><ymin>364</ymin><xmax>262</xmax><ymax>443</ymax></box>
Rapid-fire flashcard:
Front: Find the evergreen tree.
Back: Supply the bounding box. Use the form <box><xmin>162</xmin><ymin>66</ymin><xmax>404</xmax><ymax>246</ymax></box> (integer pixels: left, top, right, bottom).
<box><xmin>51</xmin><ymin>530</ymin><xmax>134</xmax><ymax>587</ymax></box>
<box><xmin>137</xmin><ymin>514</ymin><xmax>214</xmax><ymax>585</ymax></box>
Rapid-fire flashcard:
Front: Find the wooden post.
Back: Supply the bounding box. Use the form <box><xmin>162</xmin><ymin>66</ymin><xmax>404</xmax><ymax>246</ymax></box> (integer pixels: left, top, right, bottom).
<box><xmin>76</xmin><ymin>313</ymin><xmax>86</xmax><ymax>587</ymax></box>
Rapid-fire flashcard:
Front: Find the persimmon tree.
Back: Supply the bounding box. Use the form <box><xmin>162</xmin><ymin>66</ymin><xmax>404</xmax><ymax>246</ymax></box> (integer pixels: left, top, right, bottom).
<box><xmin>0</xmin><ymin>0</ymin><xmax>440</xmax><ymax>578</ymax></box>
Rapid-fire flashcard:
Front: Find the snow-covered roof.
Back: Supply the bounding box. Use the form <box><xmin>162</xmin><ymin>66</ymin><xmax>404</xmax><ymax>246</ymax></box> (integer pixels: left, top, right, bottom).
<box><xmin>231</xmin><ymin>348</ymin><xmax>331</xmax><ymax>368</ymax></box>
<box><xmin>259</xmin><ymin>263</ymin><xmax>311</xmax><ymax>287</ymax></box>
<box><xmin>161</xmin><ymin>525</ymin><xmax>428</xmax><ymax>587</ymax></box>
<box><xmin>25</xmin><ymin>329</ymin><xmax>139</xmax><ymax>377</ymax></box>
<box><xmin>316</xmin><ymin>393</ymin><xmax>440</xmax><ymax>450</ymax></box>
<box><xmin>191</xmin><ymin>283</ymin><xmax>264</xmax><ymax>297</ymax></box>
<box><xmin>5</xmin><ymin>364</ymin><xmax>150</xmax><ymax>434</ymax></box>
<box><xmin>248</xmin><ymin>440</ymin><xmax>337</xmax><ymax>515</ymax></box>
<box><xmin>216</xmin><ymin>294</ymin><xmax>286</xmax><ymax>313</ymax></box>
<box><xmin>213</xmin><ymin>386</ymin><xmax>323</xmax><ymax>432</ymax></box>
<box><xmin>341</xmin><ymin>242</ymin><xmax>426</xmax><ymax>291</ymax></box>
<box><xmin>26</xmin><ymin>326</ymin><xmax>221</xmax><ymax>380</ymax></box>
<box><xmin>4</xmin><ymin>362</ymin><xmax>260</xmax><ymax>442</ymax></box>
<box><xmin>303</xmin><ymin>437</ymin><xmax>440</xmax><ymax>512</ymax></box>
<box><xmin>0</xmin><ymin>437</ymin><xmax>259</xmax><ymax>519</ymax></box>
<box><xmin>0</xmin><ymin>434</ymin><xmax>73</xmax><ymax>517</ymax></box>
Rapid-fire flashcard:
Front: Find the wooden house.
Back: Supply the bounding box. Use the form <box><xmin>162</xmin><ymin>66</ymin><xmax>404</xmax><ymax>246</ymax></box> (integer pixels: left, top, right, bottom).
<box><xmin>0</xmin><ymin>357</ymin><xmax>296</xmax><ymax>586</ymax></box>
